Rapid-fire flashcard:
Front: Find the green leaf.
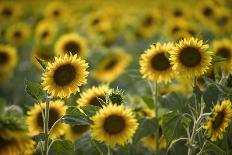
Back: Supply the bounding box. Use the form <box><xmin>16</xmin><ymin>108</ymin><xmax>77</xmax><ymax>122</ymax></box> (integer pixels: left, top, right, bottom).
<box><xmin>91</xmin><ymin>140</ymin><xmax>107</xmax><ymax>155</ymax></box>
<box><xmin>204</xmin><ymin>141</ymin><xmax>225</xmax><ymax>155</ymax></box>
<box><xmin>159</xmin><ymin>92</ymin><xmax>185</xmax><ymax>111</ymax></box>
<box><xmin>203</xmin><ymin>84</ymin><xmax>221</xmax><ymax>107</ymax></box>
<box><xmin>49</xmin><ymin>140</ymin><xmax>74</xmax><ymax>155</ymax></box>
<box><xmin>81</xmin><ymin>105</ymin><xmax>100</xmax><ymax>117</ymax></box>
<box><xmin>212</xmin><ymin>55</ymin><xmax>227</xmax><ymax>64</ymax></box>
<box><xmin>66</xmin><ymin>106</ymin><xmax>83</xmax><ymax>116</ymax></box>
<box><xmin>141</xmin><ymin>96</ymin><xmax>154</xmax><ymax>109</ymax></box>
<box><xmin>35</xmin><ymin>57</ymin><xmax>47</xmax><ymax>69</ymax></box>
<box><xmin>0</xmin><ymin>98</ymin><xmax>6</xmax><ymax>113</ymax></box>
<box><xmin>33</xmin><ymin>133</ymin><xmax>45</xmax><ymax>142</ymax></box>
<box><xmin>24</xmin><ymin>79</ymin><xmax>44</xmax><ymax>101</ymax></box>
<box><xmin>62</xmin><ymin>115</ymin><xmax>91</xmax><ymax>125</ymax></box>
<box><xmin>75</xmin><ymin>135</ymin><xmax>91</xmax><ymax>150</ymax></box>
<box><xmin>193</xmin><ymin>85</ymin><xmax>203</xmax><ymax>103</ymax></box>
<box><xmin>133</xmin><ymin>117</ymin><xmax>158</xmax><ymax>143</ymax></box>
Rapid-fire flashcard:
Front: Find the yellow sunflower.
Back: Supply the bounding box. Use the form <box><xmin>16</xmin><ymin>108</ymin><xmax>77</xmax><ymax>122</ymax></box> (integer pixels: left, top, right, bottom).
<box><xmin>0</xmin><ymin>129</ymin><xmax>35</xmax><ymax>155</ymax></box>
<box><xmin>92</xmin><ymin>49</ymin><xmax>131</xmax><ymax>82</ymax></box>
<box><xmin>0</xmin><ymin>70</ymin><xmax>13</xmax><ymax>81</ymax></box>
<box><xmin>140</xmin><ymin>42</ymin><xmax>175</xmax><ymax>83</ymax></box>
<box><xmin>170</xmin><ymin>37</ymin><xmax>212</xmax><ymax>78</ymax></box>
<box><xmin>138</xmin><ymin>108</ymin><xmax>155</xmax><ymax>118</ymax></box>
<box><xmin>0</xmin><ymin>2</ymin><xmax>22</xmax><ymax>23</ymax></box>
<box><xmin>55</xmin><ymin>33</ymin><xmax>87</xmax><ymax>57</ymax></box>
<box><xmin>6</xmin><ymin>22</ymin><xmax>31</xmax><ymax>46</ymax></box>
<box><xmin>212</xmin><ymin>39</ymin><xmax>232</xmax><ymax>72</ymax></box>
<box><xmin>65</xmin><ymin>124</ymin><xmax>90</xmax><ymax>142</ymax></box>
<box><xmin>26</xmin><ymin>100</ymin><xmax>67</xmax><ymax>139</ymax></box>
<box><xmin>204</xmin><ymin>99</ymin><xmax>232</xmax><ymax>141</ymax></box>
<box><xmin>41</xmin><ymin>54</ymin><xmax>89</xmax><ymax>98</ymax></box>
<box><xmin>77</xmin><ymin>85</ymin><xmax>112</xmax><ymax>107</ymax></box>
<box><xmin>142</xmin><ymin>133</ymin><xmax>167</xmax><ymax>150</ymax></box>
<box><xmin>0</xmin><ymin>44</ymin><xmax>18</xmax><ymax>72</ymax></box>
<box><xmin>91</xmin><ymin>103</ymin><xmax>138</xmax><ymax>147</ymax></box>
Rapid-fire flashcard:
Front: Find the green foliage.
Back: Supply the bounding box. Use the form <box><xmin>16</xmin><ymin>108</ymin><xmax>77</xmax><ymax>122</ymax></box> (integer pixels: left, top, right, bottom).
<box><xmin>24</xmin><ymin>79</ymin><xmax>45</xmax><ymax>101</ymax></box>
<box><xmin>35</xmin><ymin>57</ymin><xmax>48</xmax><ymax>70</ymax></box>
<box><xmin>108</xmin><ymin>88</ymin><xmax>124</xmax><ymax>105</ymax></box>
<box><xmin>49</xmin><ymin>140</ymin><xmax>74</xmax><ymax>155</ymax></box>
<box><xmin>141</xmin><ymin>96</ymin><xmax>154</xmax><ymax>109</ymax></box>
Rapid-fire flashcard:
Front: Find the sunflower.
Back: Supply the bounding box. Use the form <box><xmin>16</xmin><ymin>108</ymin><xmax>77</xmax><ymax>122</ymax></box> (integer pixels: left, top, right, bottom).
<box><xmin>170</xmin><ymin>37</ymin><xmax>212</xmax><ymax>78</ymax></box>
<box><xmin>204</xmin><ymin>99</ymin><xmax>232</xmax><ymax>141</ymax></box>
<box><xmin>55</xmin><ymin>33</ymin><xmax>87</xmax><ymax>57</ymax></box>
<box><xmin>0</xmin><ymin>129</ymin><xmax>35</xmax><ymax>155</ymax></box>
<box><xmin>26</xmin><ymin>100</ymin><xmax>67</xmax><ymax>139</ymax></box>
<box><xmin>142</xmin><ymin>133</ymin><xmax>166</xmax><ymax>150</ymax></box>
<box><xmin>65</xmin><ymin>124</ymin><xmax>90</xmax><ymax>141</ymax></box>
<box><xmin>77</xmin><ymin>85</ymin><xmax>112</xmax><ymax>107</ymax></box>
<box><xmin>0</xmin><ymin>70</ymin><xmax>12</xmax><ymax>81</ymax></box>
<box><xmin>0</xmin><ymin>2</ymin><xmax>22</xmax><ymax>23</ymax></box>
<box><xmin>92</xmin><ymin>49</ymin><xmax>131</xmax><ymax>82</ymax></box>
<box><xmin>41</xmin><ymin>54</ymin><xmax>89</xmax><ymax>98</ymax></box>
<box><xmin>91</xmin><ymin>103</ymin><xmax>138</xmax><ymax>147</ymax></box>
<box><xmin>6</xmin><ymin>22</ymin><xmax>31</xmax><ymax>46</ymax></box>
<box><xmin>35</xmin><ymin>20</ymin><xmax>58</xmax><ymax>45</ymax></box>
<box><xmin>0</xmin><ymin>44</ymin><xmax>18</xmax><ymax>72</ymax></box>
<box><xmin>140</xmin><ymin>42</ymin><xmax>175</xmax><ymax>83</ymax></box>
<box><xmin>138</xmin><ymin>108</ymin><xmax>155</xmax><ymax>118</ymax></box>
<box><xmin>212</xmin><ymin>39</ymin><xmax>232</xmax><ymax>72</ymax></box>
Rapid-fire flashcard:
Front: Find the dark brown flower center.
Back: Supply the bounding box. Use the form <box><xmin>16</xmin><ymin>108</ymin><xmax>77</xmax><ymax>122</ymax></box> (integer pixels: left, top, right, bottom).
<box><xmin>143</xmin><ymin>15</ymin><xmax>154</xmax><ymax>27</ymax></box>
<box><xmin>92</xmin><ymin>18</ymin><xmax>100</xmax><ymax>26</ymax></box>
<box><xmin>13</xmin><ymin>31</ymin><xmax>22</xmax><ymax>38</ymax></box>
<box><xmin>104</xmin><ymin>58</ymin><xmax>118</xmax><ymax>70</ymax></box>
<box><xmin>104</xmin><ymin>115</ymin><xmax>125</xmax><ymax>134</ymax></box>
<box><xmin>71</xmin><ymin>124</ymin><xmax>90</xmax><ymax>134</ymax></box>
<box><xmin>174</xmin><ymin>10</ymin><xmax>183</xmax><ymax>17</ymax></box>
<box><xmin>41</xmin><ymin>31</ymin><xmax>49</xmax><ymax>39</ymax></box>
<box><xmin>64</xmin><ymin>41</ymin><xmax>80</xmax><ymax>55</ymax></box>
<box><xmin>53</xmin><ymin>64</ymin><xmax>76</xmax><ymax>86</ymax></box>
<box><xmin>203</xmin><ymin>7</ymin><xmax>213</xmax><ymax>17</ymax></box>
<box><xmin>2</xmin><ymin>8</ymin><xmax>12</xmax><ymax>17</ymax></box>
<box><xmin>89</xmin><ymin>95</ymin><xmax>105</xmax><ymax>107</ymax></box>
<box><xmin>179</xmin><ymin>46</ymin><xmax>202</xmax><ymax>67</ymax></box>
<box><xmin>151</xmin><ymin>52</ymin><xmax>171</xmax><ymax>71</ymax></box>
<box><xmin>212</xmin><ymin>111</ymin><xmax>225</xmax><ymax>129</ymax></box>
<box><xmin>216</xmin><ymin>47</ymin><xmax>231</xmax><ymax>60</ymax></box>
<box><xmin>37</xmin><ymin>108</ymin><xmax>60</xmax><ymax>129</ymax></box>
<box><xmin>37</xmin><ymin>51</ymin><xmax>54</xmax><ymax>61</ymax></box>
<box><xmin>53</xmin><ymin>10</ymin><xmax>60</xmax><ymax>17</ymax></box>
<box><xmin>217</xmin><ymin>16</ymin><xmax>229</xmax><ymax>26</ymax></box>
<box><xmin>172</xmin><ymin>26</ymin><xmax>181</xmax><ymax>34</ymax></box>
<box><xmin>0</xmin><ymin>52</ymin><xmax>9</xmax><ymax>65</ymax></box>
<box><xmin>0</xmin><ymin>136</ymin><xmax>15</xmax><ymax>149</ymax></box>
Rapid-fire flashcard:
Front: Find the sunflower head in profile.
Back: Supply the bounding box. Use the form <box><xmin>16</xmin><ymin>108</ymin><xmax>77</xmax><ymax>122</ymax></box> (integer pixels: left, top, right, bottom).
<box><xmin>137</xmin><ymin>108</ymin><xmax>155</xmax><ymax>118</ymax></box>
<box><xmin>42</xmin><ymin>54</ymin><xmax>89</xmax><ymax>98</ymax></box>
<box><xmin>93</xmin><ymin>49</ymin><xmax>131</xmax><ymax>82</ymax></box>
<box><xmin>77</xmin><ymin>85</ymin><xmax>112</xmax><ymax>107</ymax></box>
<box><xmin>6</xmin><ymin>22</ymin><xmax>31</xmax><ymax>46</ymax></box>
<box><xmin>26</xmin><ymin>100</ymin><xmax>67</xmax><ymax>139</ymax></box>
<box><xmin>140</xmin><ymin>42</ymin><xmax>175</xmax><ymax>83</ymax></box>
<box><xmin>213</xmin><ymin>8</ymin><xmax>232</xmax><ymax>34</ymax></box>
<box><xmin>0</xmin><ymin>44</ymin><xmax>18</xmax><ymax>72</ymax></box>
<box><xmin>204</xmin><ymin>99</ymin><xmax>232</xmax><ymax>141</ymax></box>
<box><xmin>212</xmin><ymin>39</ymin><xmax>232</xmax><ymax>72</ymax></box>
<box><xmin>91</xmin><ymin>103</ymin><xmax>138</xmax><ymax>147</ymax></box>
<box><xmin>0</xmin><ymin>2</ymin><xmax>22</xmax><ymax>23</ymax></box>
<box><xmin>65</xmin><ymin>124</ymin><xmax>90</xmax><ymax>141</ymax></box>
<box><xmin>170</xmin><ymin>37</ymin><xmax>212</xmax><ymax>78</ymax></box>
<box><xmin>0</xmin><ymin>129</ymin><xmax>35</xmax><ymax>155</ymax></box>
<box><xmin>55</xmin><ymin>33</ymin><xmax>87</xmax><ymax>58</ymax></box>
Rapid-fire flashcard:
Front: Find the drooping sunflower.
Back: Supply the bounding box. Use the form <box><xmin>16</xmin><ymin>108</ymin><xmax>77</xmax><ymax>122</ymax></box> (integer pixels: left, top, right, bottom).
<box><xmin>140</xmin><ymin>42</ymin><xmax>175</xmax><ymax>83</ymax></box>
<box><xmin>65</xmin><ymin>124</ymin><xmax>90</xmax><ymax>141</ymax></box>
<box><xmin>6</xmin><ymin>22</ymin><xmax>31</xmax><ymax>46</ymax></box>
<box><xmin>0</xmin><ymin>129</ymin><xmax>35</xmax><ymax>155</ymax></box>
<box><xmin>0</xmin><ymin>44</ymin><xmax>18</xmax><ymax>71</ymax></box>
<box><xmin>77</xmin><ymin>85</ymin><xmax>112</xmax><ymax>107</ymax></box>
<box><xmin>170</xmin><ymin>37</ymin><xmax>212</xmax><ymax>78</ymax></box>
<box><xmin>91</xmin><ymin>103</ymin><xmax>138</xmax><ymax>147</ymax></box>
<box><xmin>26</xmin><ymin>100</ymin><xmax>67</xmax><ymax>139</ymax></box>
<box><xmin>0</xmin><ymin>2</ymin><xmax>22</xmax><ymax>23</ymax></box>
<box><xmin>204</xmin><ymin>99</ymin><xmax>232</xmax><ymax>141</ymax></box>
<box><xmin>92</xmin><ymin>49</ymin><xmax>131</xmax><ymax>82</ymax></box>
<box><xmin>41</xmin><ymin>54</ymin><xmax>89</xmax><ymax>98</ymax></box>
<box><xmin>55</xmin><ymin>33</ymin><xmax>87</xmax><ymax>57</ymax></box>
<box><xmin>212</xmin><ymin>39</ymin><xmax>232</xmax><ymax>72</ymax></box>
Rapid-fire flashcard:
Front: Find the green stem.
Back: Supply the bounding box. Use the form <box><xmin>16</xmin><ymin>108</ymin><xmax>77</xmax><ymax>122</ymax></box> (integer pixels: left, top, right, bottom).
<box><xmin>43</xmin><ymin>101</ymin><xmax>50</xmax><ymax>155</ymax></box>
<box><xmin>154</xmin><ymin>81</ymin><xmax>159</xmax><ymax>155</ymax></box>
<box><xmin>107</xmin><ymin>146</ymin><xmax>111</xmax><ymax>155</ymax></box>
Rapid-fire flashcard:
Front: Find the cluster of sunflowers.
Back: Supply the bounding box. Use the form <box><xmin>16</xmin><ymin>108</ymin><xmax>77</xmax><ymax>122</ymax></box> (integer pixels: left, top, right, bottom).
<box><xmin>0</xmin><ymin>0</ymin><xmax>232</xmax><ymax>155</ymax></box>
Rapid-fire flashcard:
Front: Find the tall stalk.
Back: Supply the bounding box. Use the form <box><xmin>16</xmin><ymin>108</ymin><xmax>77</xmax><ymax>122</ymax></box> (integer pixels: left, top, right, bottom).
<box><xmin>43</xmin><ymin>101</ymin><xmax>50</xmax><ymax>155</ymax></box>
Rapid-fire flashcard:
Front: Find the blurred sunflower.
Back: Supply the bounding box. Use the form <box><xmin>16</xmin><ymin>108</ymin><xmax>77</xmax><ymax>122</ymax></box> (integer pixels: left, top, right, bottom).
<box><xmin>41</xmin><ymin>54</ymin><xmax>89</xmax><ymax>98</ymax></box>
<box><xmin>26</xmin><ymin>100</ymin><xmax>67</xmax><ymax>139</ymax></box>
<box><xmin>6</xmin><ymin>22</ymin><xmax>31</xmax><ymax>46</ymax></box>
<box><xmin>77</xmin><ymin>85</ymin><xmax>112</xmax><ymax>107</ymax></box>
<box><xmin>0</xmin><ymin>70</ymin><xmax>13</xmax><ymax>81</ymax></box>
<box><xmin>91</xmin><ymin>103</ymin><xmax>138</xmax><ymax>147</ymax></box>
<box><xmin>137</xmin><ymin>108</ymin><xmax>155</xmax><ymax>118</ymax></box>
<box><xmin>35</xmin><ymin>20</ymin><xmax>58</xmax><ymax>45</ymax></box>
<box><xmin>55</xmin><ymin>33</ymin><xmax>87</xmax><ymax>57</ymax></box>
<box><xmin>168</xmin><ymin>4</ymin><xmax>190</xmax><ymax>19</ymax></box>
<box><xmin>140</xmin><ymin>43</ymin><xmax>175</xmax><ymax>83</ymax></box>
<box><xmin>0</xmin><ymin>2</ymin><xmax>22</xmax><ymax>23</ymax></box>
<box><xmin>170</xmin><ymin>37</ymin><xmax>212</xmax><ymax>78</ymax></box>
<box><xmin>65</xmin><ymin>124</ymin><xmax>90</xmax><ymax>141</ymax></box>
<box><xmin>212</xmin><ymin>39</ymin><xmax>232</xmax><ymax>72</ymax></box>
<box><xmin>204</xmin><ymin>99</ymin><xmax>232</xmax><ymax>141</ymax></box>
<box><xmin>92</xmin><ymin>49</ymin><xmax>131</xmax><ymax>82</ymax></box>
<box><xmin>0</xmin><ymin>44</ymin><xmax>18</xmax><ymax>72</ymax></box>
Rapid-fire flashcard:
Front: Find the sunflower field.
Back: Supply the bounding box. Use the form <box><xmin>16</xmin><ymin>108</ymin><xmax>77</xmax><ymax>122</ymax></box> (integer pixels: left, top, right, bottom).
<box><xmin>0</xmin><ymin>0</ymin><xmax>232</xmax><ymax>155</ymax></box>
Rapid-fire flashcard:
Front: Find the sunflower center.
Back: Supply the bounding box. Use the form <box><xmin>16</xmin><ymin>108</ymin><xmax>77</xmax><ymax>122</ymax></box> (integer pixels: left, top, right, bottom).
<box><xmin>150</xmin><ymin>52</ymin><xmax>171</xmax><ymax>71</ymax></box>
<box><xmin>203</xmin><ymin>7</ymin><xmax>213</xmax><ymax>17</ymax></box>
<box><xmin>0</xmin><ymin>52</ymin><xmax>9</xmax><ymax>65</ymax></box>
<box><xmin>37</xmin><ymin>108</ymin><xmax>60</xmax><ymax>129</ymax></box>
<box><xmin>172</xmin><ymin>26</ymin><xmax>180</xmax><ymax>34</ymax></box>
<box><xmin>0</xmin><ymin>137</ymin><xmax>14</xmax><ymax>148</ymax></box>
<box><xmin>179</xmin><ymin>46</ymin><xmax>202</xmax><ymax>67</ymax></box>
<box><xmin>53</xmin><ymin>10</ymin><xmax>60</xmax><ymax>17</ymax></box>
<box><xmin>37</xmin><ymin>51</ymin><xmax>54</xmax><ymax>61</ymax></box>
<box><xmin>41</xmin><ymin>31</ymin><xmax>49</xmax><ymax>39</ymax></box>
<box><xmin>174</xmin><ymin>10</ymin><xmax>183</xmax><ymax>17</ymax></box>
<box><xmin>216</xmin><ymin>47</ymin><xmax>231</xmax><ymax>60</ymax></box>
<box><xmin>89</xmin><ymin>95</ymin><xmax>105</xmax><ymax>107</ymax></box>
<box><xmin>217</xmin><ymin>16</ymin><xmax>229</xmax><ymax>26</ymax></box>
<box><xmin>2</xmin><ymin>8</ymin><xmax>12</xmax><ymax>17</ymax></box>
<box><xmin>104</xmin><ymin>115</ymin><xmax>125</xmax><ymax>134</ymax></box>
<box><xmin>143</xmin><ymin>15</ymin><xmax>154</xmax><ymax>27</ymax></box>
<box><xmin>92</xmin><ymin>18</ymin><xmax>100</xmax><ymax>25</ymax></box>
<box><xmin>212</xmin><ymin>111</ymin><xmax>225</xmax><ymax>129</ymax></box>
<box><xmin>64</xmin><ymin>41</ymin><xmax>80</xmax><ymax>55</ymax></box>
<box><xmin>53</xmin><ymin>64</ymin><xmax>76</xmax><ymax>86</ymax></box>
<box><xmin>104</xmin><ymin>58</ymin><xmax>118</xmax><ymax>70</ymax></box>
<box><xmin>13</xmin><ymin>31</ymin><xmax>22</xmax><ymax>38</ymax></box>
<box><xmin>71</xmin><ymin>124</ymin><xmax>90</xmax><ymax>134</ymax></box>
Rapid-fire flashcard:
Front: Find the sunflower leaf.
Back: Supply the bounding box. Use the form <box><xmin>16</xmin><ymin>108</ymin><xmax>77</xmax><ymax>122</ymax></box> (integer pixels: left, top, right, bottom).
<box><xmin>62</xmin><ymin>115</ymin><xmax>91</xmax><ymax>125</ymax></box>
<box><xmin>91</xmin><ymin>140</ymin><xmax>107</xmax><ymax>155</ymax></box>
<box><xmin>81</xmin><ymin>105</ymin><xmax>100</xmax><ymax>117</ymax></box>
<box><xmin>35</xmin><ymin>57</ymin><xmax>47</xmax><ymax>69</ymax></box>
<box><xmin>24</xmin><ymin>79</ymin><xmax>45</xmax><ymax>101</ymax></box>
<box><xmin>203</xmin><ymin>141</ymin><xmax>225</xmax><ymax>155</ymax></box>
<box><xmin>141</xmin><ymin>96</ymin><xmax>154</xmax><ymax>109</ymax></box>
<box><xmin>49</xmin><ymin>139</ymin><xmax>74</xmax><ymax>155</ymax></box>
<box><xmin>212</xmin><ymin>55</ymin><xmax>227</xmax><ymax>64</ymax></box>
